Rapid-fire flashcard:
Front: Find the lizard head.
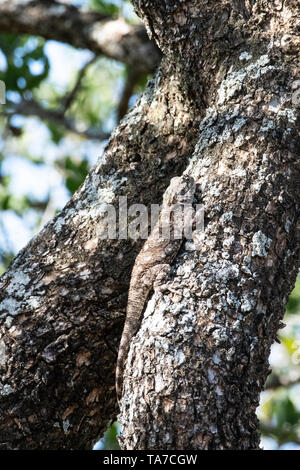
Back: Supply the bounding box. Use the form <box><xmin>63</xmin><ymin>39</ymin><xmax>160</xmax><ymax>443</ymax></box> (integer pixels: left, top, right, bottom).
<box><xmin>165</xmin><ymin>175</ymin><xmax>196</xmax><ymax>205</ymax></box>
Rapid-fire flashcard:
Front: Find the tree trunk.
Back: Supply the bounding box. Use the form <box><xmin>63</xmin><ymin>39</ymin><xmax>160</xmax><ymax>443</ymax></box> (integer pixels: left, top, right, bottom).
<box><xmin>118</xmin><ymin>0</ymin><xmax>300</xmax><ymax>450</ymax></box>
<box><xmin>0</xmin><ymin>0</ymin><xmax>299</xmax><ymax>450</ymax></box>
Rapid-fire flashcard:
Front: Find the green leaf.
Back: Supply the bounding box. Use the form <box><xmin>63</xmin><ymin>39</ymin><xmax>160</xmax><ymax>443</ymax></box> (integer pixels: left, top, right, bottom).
<box><xmin>100</xmin><ymin>422</ymin><xmax>120</xmax><ymax>450</ymax></box>
<box><xmin>47</xmin><ymin>121</ymin><xmax>64</xmax><ymax>144</ymax></box>
<box><xmin>58</xmin><ymin>156</ymin><xmax>90</xmax><ymax>195</ymax></box>
<box><xmin>88</xmin><ymin>0</ymin><xmax>119</xmax><ymax>15</ymax></box>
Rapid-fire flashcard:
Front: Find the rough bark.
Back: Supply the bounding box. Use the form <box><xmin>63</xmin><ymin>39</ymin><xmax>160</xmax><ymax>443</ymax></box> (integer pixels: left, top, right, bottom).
<box><xmin>0</xmin><ymin>0</ymin><xmax>161</xmax><ymax>73</ymax></box>
<box><xmin>0</xmin><ymin>58</ymin><xmax>203</xmax><ymax>449</ymax></box>
<box><xmin>118</xmin><ymin>0</ymin><xmax>300</xmax><ymax>450</ymax></box>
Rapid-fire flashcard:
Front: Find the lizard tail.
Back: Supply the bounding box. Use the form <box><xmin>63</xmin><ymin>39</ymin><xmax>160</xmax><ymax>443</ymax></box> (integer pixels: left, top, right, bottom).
<box><xmin>115</xmin><ymin>288</ymin><xmax>148</xmax><ymax>402</ymax></box>
<box><xmin>115</xmin><ymin>327</ymin><xmax>132</xmax><ymax>402</ymax></box>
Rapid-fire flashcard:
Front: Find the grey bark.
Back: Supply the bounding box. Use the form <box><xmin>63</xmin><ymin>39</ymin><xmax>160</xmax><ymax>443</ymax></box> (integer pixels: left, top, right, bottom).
<box><xmin>0</xmin><ymin>0</ymin><xmax>299</xmax><ymax>451</ymax></box>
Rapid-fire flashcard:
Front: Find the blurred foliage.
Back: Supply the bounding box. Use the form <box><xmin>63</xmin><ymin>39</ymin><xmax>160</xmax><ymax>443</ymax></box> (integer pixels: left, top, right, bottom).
<box><xmin>88</xmin><ymin>0</ymin><xmax>138</xmax><ymax>22</ymax></box>
<box><xmin>65</xmin><ymin>57</ymin><xmax>121</xmax><ymax>129</ymax></box>
<box><xmin>0</xmin><ymin>0</ymin><xmax>141</xmax><ymax>272</ymax></box>
<box><xmin>286</xmin><ymin>280</ymin><xmax>300</xmax><ymax>315</ymax></box>
<box><xmin>89</xmin><ymin>0</ymin><xmax>119</xmax><ymax>15</ymax></box>
<box><xmin>259</xmin><ymin>277</ymin><xmax>300</xmax><ymax>449</ymax></box>
<box><xmin>262</xmin><ymin>394</ymin><xmax>300</xmax><ymax>445</ymax></box>
<box><xmin>94</xmin><ymin>422</ymin><xmax>121</xmax><ymax>450</ymax></box>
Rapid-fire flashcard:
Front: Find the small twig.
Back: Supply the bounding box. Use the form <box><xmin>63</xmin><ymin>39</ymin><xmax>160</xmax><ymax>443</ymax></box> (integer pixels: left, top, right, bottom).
<box><xmin>117</xmin><ymin>68</ymin><xmax>142</xmax><ymax>122</ymax></box>
<box><xmin>265</xmin><ymin>375</ymin><xmax>300</xmax><ymax>390</ymax></box>
<box><xmin>61</xmin><ymin>55</ymin><xmax>97</xmax><ymax>114</ymax></box>
<box><xmin>2</xmin><ymin>98</ymin><xmax>110</xmax><ymax>141</ymax></box>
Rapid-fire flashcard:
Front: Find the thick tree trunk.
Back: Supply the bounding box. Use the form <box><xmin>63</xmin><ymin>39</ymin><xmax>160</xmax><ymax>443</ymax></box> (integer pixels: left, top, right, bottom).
<box><xmin>118</xmin><ymin>0</ymin><xmax>300</xmax><ymax>450</ymax></box>
<box><xmin>0</xmin><ymin>0</ymin><xmax>161</xmax><ymax>73</ymax></box>
<box><xmin>0</xmin><ymin>0</ymin><xmax>299</xmax><ymax>450</ymax></box>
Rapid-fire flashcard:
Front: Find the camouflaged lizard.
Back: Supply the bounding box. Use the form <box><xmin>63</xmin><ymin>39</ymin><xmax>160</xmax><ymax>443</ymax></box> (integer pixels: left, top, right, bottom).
<box><xmin>116</xmin><ymin>175</ymin><xmax>195</xmax><ymax>401</ymax></box>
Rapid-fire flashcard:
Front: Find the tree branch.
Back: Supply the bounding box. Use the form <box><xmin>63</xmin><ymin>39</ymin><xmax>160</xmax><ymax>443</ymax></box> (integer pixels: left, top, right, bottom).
<box><xmin>61</xmin><ymin>55</ymin><xmax>97</xmax><ymax>115</ymax></box>
<box><xmin>0</xmin><ymin>0</ymin><xmax>161</xmax><ymax>73</ymax></box>
<box><xmin>3</xmin><ymin>98</ymin><xmax>110</xmax><ymax>140</ymax></box>
<box><xmin>117</xmin><ymin>68</ymin><xmax>141</xmax><ymax>123</ymax></box>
